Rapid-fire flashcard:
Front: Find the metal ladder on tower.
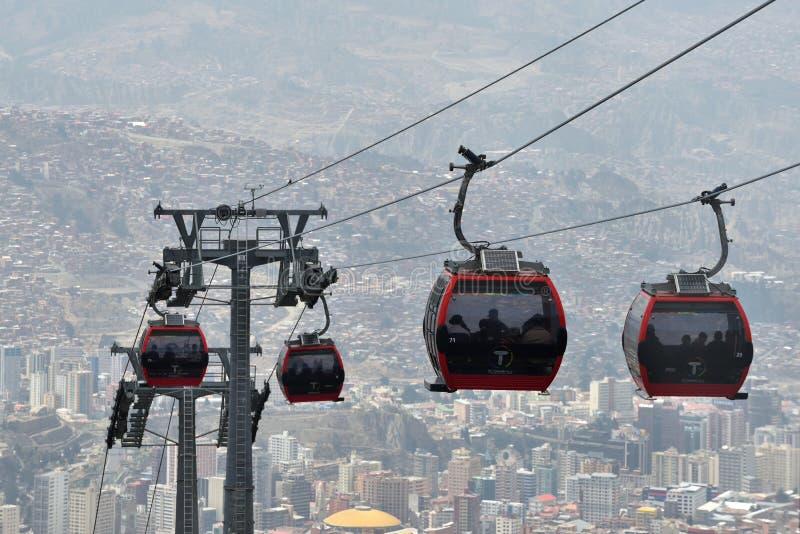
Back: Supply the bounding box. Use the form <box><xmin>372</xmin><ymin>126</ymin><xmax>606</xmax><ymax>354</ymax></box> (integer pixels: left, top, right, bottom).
<box><xmin>233</xmin><ymin>248</ymin><xmax>250</xmax><ymax>528</ymax></box>
<box><xmin>180</xmin><ymin>388</ymin><xmax>197</xmax><ymax>534</ymax></box>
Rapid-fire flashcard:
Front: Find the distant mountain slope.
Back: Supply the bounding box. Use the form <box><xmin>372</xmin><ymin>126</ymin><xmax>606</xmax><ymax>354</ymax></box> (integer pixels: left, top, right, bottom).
<box><xmin>1</xmin><ymin>0</ymin><xmax>797</xmax><ymax>169</ymax></box>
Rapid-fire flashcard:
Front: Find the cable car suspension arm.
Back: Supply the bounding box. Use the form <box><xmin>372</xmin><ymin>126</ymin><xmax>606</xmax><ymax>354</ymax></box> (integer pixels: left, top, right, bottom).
<box><xmin>315</xmin><ymin>295</ymin><xmax>331</xmax><ymax>336</ymax></box>
<box><xmin>450</xmin><ymin>145</ymin><xmax>495</xmax><ymax>255</ymax></box>
<box><xmin>693</xmin><ymin>183</ymin><xmax>734</xmax><ymax>278</ymax></box>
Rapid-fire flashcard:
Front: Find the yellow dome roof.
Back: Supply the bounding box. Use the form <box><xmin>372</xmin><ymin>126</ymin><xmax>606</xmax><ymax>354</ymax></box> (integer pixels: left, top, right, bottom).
<box><xmin>324</xmin><ymin>506</ymin><xmax>401</xmax><ymax>528</ymax></box>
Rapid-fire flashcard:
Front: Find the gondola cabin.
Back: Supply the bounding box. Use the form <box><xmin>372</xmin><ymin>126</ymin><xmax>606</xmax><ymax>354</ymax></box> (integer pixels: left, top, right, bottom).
<box><xmin>622</xmin><ymin>273</ymin><xmax>752</xmax><ymax>399</ymax></box>
<box><xmin>423</xmin><ymin>249</ymin><xmax>568</xmax><ymax>392</ymax></box>
<box><xmin>140</xmin><ymin>315</ymin><xmax>209</xmax><ymax>387</ymax></box>
<box><xmin>278</xmin><ymin>333</ymin><xmax>345</xmax><ymax>403</ymax></box>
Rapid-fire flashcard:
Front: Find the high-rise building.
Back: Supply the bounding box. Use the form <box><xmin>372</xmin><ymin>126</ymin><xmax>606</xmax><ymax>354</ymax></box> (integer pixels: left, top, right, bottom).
<box><xmin>197</xmin><ymin>442</ymin><xmax>217</xmax><ymax>478</ymax></box>
<box><xmin>747</xmin><ymin>387</ymin><xmax>783</xmax><ymax>432</ymax></box>
<box><xmin>479</xmin><ymin>501</ymin><xmax>524</xmax><ymax>520</ymax></box>
<box><xmin>200</xmin><ymin>507</ymin><xmax>217</xmax><ymax>534</ymax></box>
<box><xmin>269</xmin><ymin>431</ymin><xmax>299</xmax><ymax>463</ymax></box>
<box><xmin>495</xmin><ymin>513</ymin><xmax>522</xmax><ymax>534</ymax></box>
<box><xmin>0</xmin><ymin>346</ymin><xmax>22</xmax><ymax>402</ymax></box>
<box><xmin>28</xmin><ymin>352</ymin><xmax>48</xmax><ymax>376</ymax></box>
<box><xmin>69</xmin><ymin>483</ymin><xmax>117</xmax><ymax>534</ymax></box>
<box><xmin>413</xmin><ymin>450</ymin><xmax>439</xmax><ymax>497</ymax></box>
<box><xmin>469</xmin><ymin>476</ymin><xmax>496</xmax><ymax>501</ymax></box>
<box><xmin>579</xmin><ymin>457</ymin><xmax>614</xmax><ymax>476</ymax></box>
<box><xmin>589</xmin><ymin>377</ymin><xmax>634</xmax><ymax>418</ymax></box>
<box><xmin>516</xmin><ymin>468</ymin><xmax>537</xmax><ymax>505</ymax></box>
<box><xmin>652</xmin><ymin>448</ymin><xmax>683</xmax><ymax>487</ymax></box>
<box><xmin>279</xmin><ymin>471</ymin><xmax>313</xmax><ymax>520</ymax></box>
<box><xmin>454</xmin><ymin>399</ymin><xmax>471</xmax><ymax>425</ymax></box>
<box><xmin>0</xmin><ymin>504</ymin><xmax>20</xmax><ymax>534</ymax></box>
<box><xmin>534</xmin><ymin>465</ymin><xmax>558</xmax><ymax>496</ymax></box>
<box><xmin>495</xmin><ymin>448</ymin><xmax>520</xmax><ymax>502</ymax></box>
<box><xmin>756</xmin><ymin>443</ymin><xmax>800</xmax><ymax>492</ymax></box>
<box><xmin>165</xmin><ymin>445</ymin><xmax>179</xmax><ymax>486</ymax></box>
<box><xmin>146</xmin><ymin>484</ymin><xmax>176</xmax><ymax>533</ymax></box>
<box><xmin>686</xmin><ymin>450</ymin><xmax>718</xmax><ymax>486</ymax></box>
<box><xmin>29</xmin><ymin>372</ymin><xmax>48</xmax><ymax>409</ymax></box>
<box><xmin>48</xmin><ymin>346</ymin><xmax>84</xmax><ymax>393</ymax></box>
<box><xmin>558</xmin><ymin>450</ymin><xmax>582</xmax><ymax>496</ymax></box>
<box><xmin>531</xmin><ymin>443</ymin><xmax>552</xmax><ymax>468</ymax></box>
<box><xmin>470</xmin><ymin>402</ymin><xmax>488</xmax><ymax>426</ymax></box>
<box><xmin>361</xmin><ymin>471</ymin><xmax>409</xmax><ymax>524</ymax></box>
<box><xmin>637</xmin><ymin>401</ymin><xmax>682</xmax><ymax>455</ymax></box>
<box><xmin>32</xmin><ymin>470</ymin><xmax>69</xmax><ymax>534</ymax></box>
<box><xmin>720</xmin><ymin>409</ymin><xmax>747</xmax><ymax>447</ymax></box>
<box><xmin>565</xmin><ymin>472</ymin><xmax>620</xmax><ymax>524</ymax></box>
<box><xmin>453</xmin><ymin>493</ymin><xmax>480</xmax><ymax>534</ymax></box>
<box><xmin>718</xmin><ymin>445</ymin><xmax>755</xmax><ymax>492</ymax></box>
<box><xmin>338</xmin><ymin>454</ymin><xmax>381</xmax><ymax>494</ymax></box>
<box><xmin>258</xmin><ymin>507</ymin><xmax>291</xmax><ymax>530</ymax></box>
<box><xmin>665</xmin><ymin>484</ymin><xmax>708</xmax><ymax>520</ymax></box>
<box><xmin>206</xmin><ymin>477</ymin><xmax>225</xmax><ymax>521</ymax></box>
<box><xmin>108</xmin><ymin>352</ymin><xmax>128</xmax><ymax>386</ymax></box>
<box><xmin>679</xmin><ymin>413</ymin><xmax>708</xmax><ymax>453</ymax></box>
<box><xmin>253</xmin><ymin>448</ymin><xmax>273</xmax><ymax>506</ymax></box>
<box><xmin>447</xmin><ymin>448</ymin><xmax>482</xmax><ymax>497</ymax></box>
<box><xmin>66</xmin><ymin>370</ymin><xmax>93</xmax><ymax>415</ymax></box>
<box><xmin>216</xmin><ymin>450</ymin><xmax>227</xmax><ymax>476</ymax></box>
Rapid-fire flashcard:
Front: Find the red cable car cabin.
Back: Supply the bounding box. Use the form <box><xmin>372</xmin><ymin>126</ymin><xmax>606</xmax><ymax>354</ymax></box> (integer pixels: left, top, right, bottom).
<box><xmin>278</xmin><ymin>333</ymin><xmax>345</xmax><ymax>403</ymax></box>
<box><xmin>423</xmin><ymin>250</ymin><xmax>568</xmax><ymax>392</ymax></box>
<box><xmin>139</xmin><ymin>316</ymin><xmax>209</xmax><ymax>387</ymax></box>
<box><xmin>622</xmin><ymin>273</ymin><xmax>752</xmax><ymax>399</ymax></box>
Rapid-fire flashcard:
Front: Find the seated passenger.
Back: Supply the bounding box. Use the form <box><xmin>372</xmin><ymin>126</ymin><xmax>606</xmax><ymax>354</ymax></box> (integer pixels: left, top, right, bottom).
<box><xmin>691</xmin><ymin>332</ymin><xmax>708</xmax><ymax>353</ymax></box>
<box><xmin>481</xmin><ymin>309</ymin><xmax>508</xmax><ymax>340</ymax></box>
<box><xmin>639</xmin><ymin>324</ymin><xmax>664</xmax><ymax>381</ymax></box>
<box><xmin>706</xmin><ymin>330</ymin><xmax>730</xmax><ymax>381</ymax></box>
<box><xmin>522</xmin><ymin>314</ymin><xmax>554</xmax><ymax>345</ymax></box>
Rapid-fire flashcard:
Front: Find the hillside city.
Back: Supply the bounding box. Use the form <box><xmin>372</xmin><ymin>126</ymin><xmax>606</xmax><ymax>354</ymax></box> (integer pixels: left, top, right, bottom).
<box><xmin>0</xmin><ymin>106</ymin><xmax>797</xmax><ymax>533</ymax></box>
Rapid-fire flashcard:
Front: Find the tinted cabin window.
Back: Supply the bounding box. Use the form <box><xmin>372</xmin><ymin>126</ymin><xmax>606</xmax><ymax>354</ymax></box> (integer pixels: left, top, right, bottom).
<box><xmin>424</xmin><ymin>274</ymin><xmax>450</xmax><ymax>373</ymax></box>
<box><xmin>438</xmin><ymin>280</ymin><xmax>561</xmax><ymax>376</ymax></box>
<box><xmin>642</xmin><ymin>301</ymin><xmax>748</xmax><ymax>384</ymax></box>
<box><xmin>623</xmin><ymin>294</ymin><xmax>649</xmax><ymax>380</ymax></box>
<box><xmin>142</xmin><ymin>331</ymin><xmax>207</xmax><ymax>377</ymax></box>
<box><xmin>283</xmin><ymin>349</ymin><xmax>343</xmax><ymax>395</ymax></box>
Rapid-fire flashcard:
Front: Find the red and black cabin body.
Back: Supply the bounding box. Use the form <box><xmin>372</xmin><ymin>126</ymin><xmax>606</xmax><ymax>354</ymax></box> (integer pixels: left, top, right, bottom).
<box><xmin>424</xmin><ymin>254</ymin><xmax>568</xmax><ymax>392</ymax></box>
<box><xmin>139</xmin><ymin>317</ymin><xmax>209</xmax><ymax>387</ymax></box>
<box><xmin>278</xmin><ymin>334</ymin><xmax>345</xmax><ymax>403</ymax></box>
<box><xmin>622</xmin><ymin>274</ymin><xmax>752</xmax><ymax>399</ymax></box>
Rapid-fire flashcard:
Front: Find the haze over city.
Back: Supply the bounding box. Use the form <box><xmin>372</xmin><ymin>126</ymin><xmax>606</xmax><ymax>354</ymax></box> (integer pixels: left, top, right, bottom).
<box><xmin>0</xmin><ymin>1</ymin><xmax>798</xmax><ymax>533</ymax></box>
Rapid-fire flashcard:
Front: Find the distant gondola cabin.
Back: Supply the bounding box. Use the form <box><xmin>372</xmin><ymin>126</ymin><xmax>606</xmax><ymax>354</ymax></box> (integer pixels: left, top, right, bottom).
<box><xmin>278</xmin><ymin>334</ymin><xmax>345</xmax><ymax>403</ymax></box>
<box><xmin>140</xmin><ymin>316</ymin><xmax>209</xmax><ymax>387</ymax></box>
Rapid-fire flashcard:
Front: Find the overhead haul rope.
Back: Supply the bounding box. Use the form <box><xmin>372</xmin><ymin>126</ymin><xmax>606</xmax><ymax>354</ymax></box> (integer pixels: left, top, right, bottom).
<box><xmin>249</xmin><ymin>0</ymin><xmax>647</xmax><ymax>202</ymax></box>
<box><xmin>336</xmin><ymin>162</ymin><xmax>800</xmax><ymax>269</ymax></box>
<box><xmin>181</xmin><ymin>0</ymin><xmax>777</xmax><ymax>274</ymax></box>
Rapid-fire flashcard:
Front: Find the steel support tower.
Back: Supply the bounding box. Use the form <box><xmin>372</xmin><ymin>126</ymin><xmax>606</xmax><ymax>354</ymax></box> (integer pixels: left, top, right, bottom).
<box><xmin>156</xmin><ymin>203</ymin><xmax>329</xmax><ymax>534</ymax></box>
<box><xmin>109</xmin><ymin>201</ymin><xmax>333</xmax><ymax>534</ymax></box>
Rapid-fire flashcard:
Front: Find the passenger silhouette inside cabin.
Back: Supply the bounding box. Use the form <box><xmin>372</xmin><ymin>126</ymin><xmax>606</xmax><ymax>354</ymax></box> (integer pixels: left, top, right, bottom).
<box><xmin>692</xmin><ymin>331</ymin><xmax>708</xmax><ymax>352</ymax></box>
<box><xmin>479</xmin><ymin>308</ymin><xmax>508</xmax><ymax>340</ymax></box>
<box><xmin>680</xmin><ymin>334</ymin><xmax>692</xmax><ymax>353</ymax></box>
<box><xmin>639</xmin><ymin>324</ymin><xmax>665</xmax><ymax>381</ymax></box>
<box><xmin>521</xmin><ymin>314</ymin><xmax>553</xmax><ymax>345</ymax></box>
